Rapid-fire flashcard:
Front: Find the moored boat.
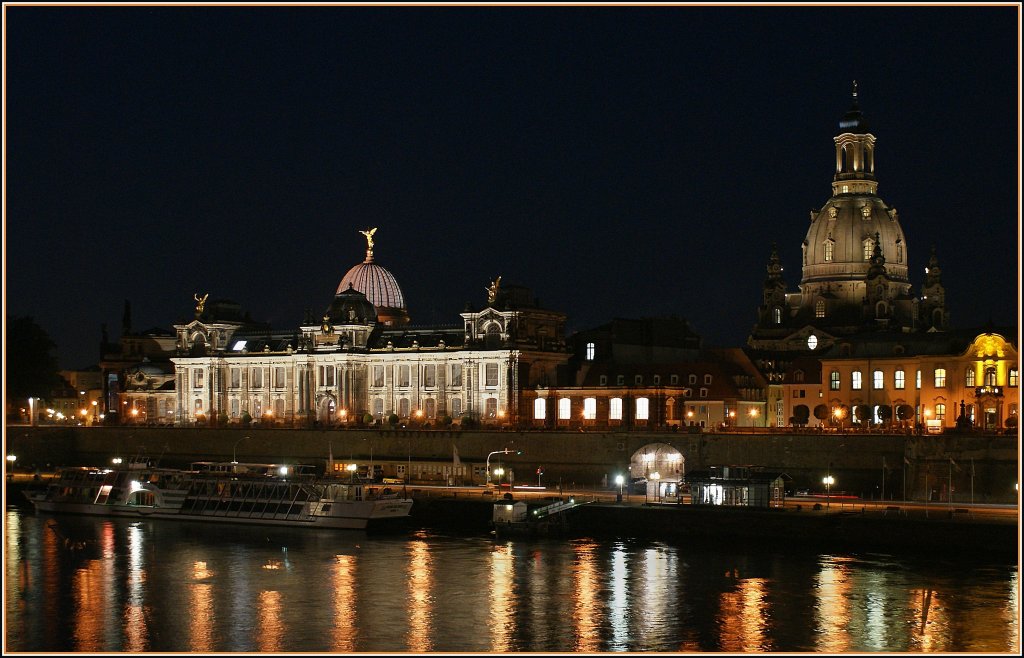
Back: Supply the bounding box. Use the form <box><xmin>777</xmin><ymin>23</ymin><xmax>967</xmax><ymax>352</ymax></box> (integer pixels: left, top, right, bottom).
<box><xmin>23</xmin><ymin>460</ymin><xmax>413</xmax><ymax>531</ymax></box>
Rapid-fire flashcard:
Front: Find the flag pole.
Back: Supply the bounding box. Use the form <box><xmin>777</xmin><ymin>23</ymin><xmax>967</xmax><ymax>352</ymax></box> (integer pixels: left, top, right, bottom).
<box><xmin>971</xmin><ymin>458</ymin><xmax>975</xmax><ymax>505</ymax></box>
<box><xmin>881</xmin><ymin>456</ymin><xmax>886</xmax><ymax>501</ymax></box>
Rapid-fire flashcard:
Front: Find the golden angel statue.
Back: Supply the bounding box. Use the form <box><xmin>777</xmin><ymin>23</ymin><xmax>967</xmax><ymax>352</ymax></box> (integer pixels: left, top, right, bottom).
<box><xmin>359</xmin><ymin>227</ymin><xmax>377</xmax><ymax>251</ymax></box>
<box><xmin>194</xmin><ymin>293</ymin><xmax>209</xmax><ymax>314</ymax></box>
<box><xmin>486</xmin><ymin>276</ymin><xmax>502</xmax><ymax>304</ymax></box>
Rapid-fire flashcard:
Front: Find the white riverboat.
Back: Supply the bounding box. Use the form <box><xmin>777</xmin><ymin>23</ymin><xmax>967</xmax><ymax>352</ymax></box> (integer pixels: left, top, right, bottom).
<box><xmin>23</xmin><ymin>460</ymin><xmax>413</xmax><ymax>531</ymax></box>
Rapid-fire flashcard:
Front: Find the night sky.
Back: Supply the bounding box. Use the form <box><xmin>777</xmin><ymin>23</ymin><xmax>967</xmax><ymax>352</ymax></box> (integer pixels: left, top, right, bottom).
<box><xmin>5</xmin><ymin>4</ymin><xmax>1020</xmax><ymax>370</ymax></box>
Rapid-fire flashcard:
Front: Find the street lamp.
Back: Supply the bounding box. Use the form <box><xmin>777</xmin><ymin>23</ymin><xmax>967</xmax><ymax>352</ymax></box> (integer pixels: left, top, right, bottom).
<box><xmin>232</xmin><ymin>436</ymin><xmax>250</xmax><ymax>465</ymax></box>
<box><xmin>6</xmin><ymin>455</ymin><xmax>16</xmax><ymax>481</ymax></box>
<box><xmin>749</xmin><ymin>408</ymin><xmax>759</xmax><ymax>426</ymax></box>
<box><xmin>651</xmin><ymin>471</ymin><xmax>661</xmax><ymax>503</ymax></box>
<box><xmin>91</xmin><ymin>400</ymin><xmax>99</xmax><ymax>424</ymax></box>
<box><xmin>833</xmin><ymin>406</ymin><xmax>845</xmax><ymax>432</ymax></box>
<box><xmin>485</xmin><ymin>448</ymin><xmax>520</xmax><ymax>486</ymax></box>
<box><xmin>615</xmin><ymin>474</ymin><xmax>624</xmax><ymax>503</ymax></box>
<box><xmin>493</xmin><ymin>467</ymin><xmax>505</xmax><ymax>488</ymax></box>
<box><xmin>823</xmin><ymin>475</ymin><xmax>835</xmax><ymax>513</ymax></box>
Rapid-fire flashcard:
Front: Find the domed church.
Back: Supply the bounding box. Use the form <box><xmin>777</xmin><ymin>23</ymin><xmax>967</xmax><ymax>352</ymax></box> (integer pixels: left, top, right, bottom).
<box><xmin>337</xmin><ymin>227</ymin><xmax>409</xmax><ymax>326</ymax></box>
<box><xmin>748</xmin><ymin>82</ymin><xmax>948</xmax><ymax>359</ymax></box>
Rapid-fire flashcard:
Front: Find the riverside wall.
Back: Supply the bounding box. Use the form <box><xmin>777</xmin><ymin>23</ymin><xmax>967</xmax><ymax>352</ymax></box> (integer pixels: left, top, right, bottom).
<box><xmin>3</xmin><ymin>425</ymin><xmax>1020</xmax><ymax>503</ymax></box>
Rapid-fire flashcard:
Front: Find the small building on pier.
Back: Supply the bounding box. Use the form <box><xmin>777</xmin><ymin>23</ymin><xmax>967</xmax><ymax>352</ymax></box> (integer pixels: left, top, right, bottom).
<box><xmin>685</xmin><ymin>466</ymin><xmax>788</xmax><ymax>508</ymax></box>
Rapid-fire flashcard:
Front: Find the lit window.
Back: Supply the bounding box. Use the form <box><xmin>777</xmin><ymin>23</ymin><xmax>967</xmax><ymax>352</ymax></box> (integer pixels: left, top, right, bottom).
<box><xmin>842</xmin><ymin>185</ymin><xmax>849</xmax><ymax>193</ymax></box>
<box><xmin>451</xmin><ymin>364</ymin><xmax>462</xmax><ymax>387</ymax></box>
<box><xmin>916</xmin><ymin>370</ymin><xmax>922</xmax><ymax>389</ymax></box>
<box><xmin>852</xmin><ymin>371</ymin><xmax>863</xmax><ymax>390</ymax></box>
<box><xmin>773</xmin><ymin>307</ymin><xmax>782</xmax><ymax>324</ymax></box>
<box><xmin>398</xmin><ymin>365</ymin><xmax>411</xmax><ymax>387</ymax></box>
<box><xmin>635</xmin><ymin>397</ymin><xmax>649</xmax><ymax>420</ymax></box>
<box><xmin>816</xmin><ymin>300</ymin><xmax>826</xmax><ymax>318</ymax></box>
<box><xmin>372</xmin><ymin>366</ymin><xmax>385</xmax><ymax>388</ymax></box>
<box><xmin>485</xmin><ymin>398</ymin><xmax>497</xmax><ymax>418</ymax></box>
<box><xmin>193</xmin><ymin>369</ymin><xmax>204</xmax><ymax>388</ymax></box>
<box><xmin>583</xmin><ymin>398</ymin><xmax>597</xmax><ymax>420</ymax></box>
<box><xmin>935</xmin><ymin>403</ymin><xmax>946</xmax><ymax>422</ymax></box>
<box><xmin>934</xmin><ymin>368</ymin><xmax>946</xmax><ymax>388</ymax></box>
<box><xmin>984</xmin><ymin>367</ymin><xmax>997</xmax><ymax>387</ymax></box>
<box><xmin>863</xmin><ymin>238</ymin><xmax>873</xmax><ymax>261</ymax></box>
<box><xmin>585</xmin><ymin>342</ymin><xmax>595</xmax><ymax>361</ymax></box>
<box><xmin>558</xmin><ymin>398</ymin><xmax>571</xmax><ymax>420</ymax></box>
<box><xmin>533</xmin><ymin>398</ymin><xmax>546</xmax><ymax>420</ymax></box>
<box><xmin>609</xmin><ymin>398</ymin><xmax>623</xmax><ymax>420</ymax></box>
<box><xmin>824</xmin><ymin>240</ymin><xmax>834</xmax><ymax>262</ymax></box>
<box><xmin>1010</xmin><ymin>368</ymin><xmax>1019</xmax><ymax>387</ymax></box>
<box><xmin>830</xmin><ymin>371</ymin><xmax>840</xmax><ymax>391</ymax></box>
<box><xmin>965</xmin><ymin>368</ymin><xmax>975</xmax><ymax>387</ymax></box>
<box><xmin>873</xmin><ymin>370</ymin><xmax>884</xmax><ymax>389</ymax></box>
<box><xmin>894</xmin><ymin>369</ymin><xmax>905</xmax><ymax>390</ymax></box>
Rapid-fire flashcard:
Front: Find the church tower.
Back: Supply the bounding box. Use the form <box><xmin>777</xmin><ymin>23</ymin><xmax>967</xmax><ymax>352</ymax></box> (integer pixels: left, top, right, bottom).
<box><xmin>748</xmin><ymin>83</ymin><xmax>945</xmax><ymax>354</ymax></box>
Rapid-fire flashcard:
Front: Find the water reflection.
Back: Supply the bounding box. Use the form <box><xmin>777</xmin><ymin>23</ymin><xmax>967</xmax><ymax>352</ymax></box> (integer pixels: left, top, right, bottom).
<box><xmin>3</xmin><ymin>509</ymin><xmax>1018</xmax><ymax>653</ymax></box>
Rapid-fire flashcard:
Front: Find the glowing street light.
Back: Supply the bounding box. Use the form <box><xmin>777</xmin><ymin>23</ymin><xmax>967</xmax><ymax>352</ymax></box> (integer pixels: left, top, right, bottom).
<box><xmin>823</xmin><ymin>474</ymin><xmax>835</xmax><ymax>513</ymax></box>
<box><xmin>6</xmin><ymin>454</ymin><xmax>16</xmax><ymax>481</ymax></box>
<box><xmin>651</xmin><ymin>471</ymin><xmax>661</xmax><ymax>503</ymax></box>
<box><xmin>615</xmin><ymin>474</ymin><xmax>625</xmax><ymax>503</ymax></box>
<box><xmin>493</xmin><ymin>467</ymin><xmax>505</xmax><ymax>487</ymax></box>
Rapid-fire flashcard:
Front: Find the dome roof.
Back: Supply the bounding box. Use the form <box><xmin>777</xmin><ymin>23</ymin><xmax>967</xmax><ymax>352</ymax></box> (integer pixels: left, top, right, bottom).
<box><xmin>802</xmin><ymin>195</ymin><xmax>909</xmax><ymax>284</ymax></box>
<box><xmin>337</xmin><ymin>259</ymin><xmax>406</xmax><ymax>310</ymax></box>
<box><xmin>326</xmin><ymin>284</ymin><xmax>377</xmax><ymax>324</ymax></box>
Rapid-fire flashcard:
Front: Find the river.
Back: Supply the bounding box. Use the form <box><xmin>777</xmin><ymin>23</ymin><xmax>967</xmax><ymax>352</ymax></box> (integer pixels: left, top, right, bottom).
<box><xmin>3</xmin><ymin>505</ymin><xmax>1019</xmax><ymax>653</ymax></box>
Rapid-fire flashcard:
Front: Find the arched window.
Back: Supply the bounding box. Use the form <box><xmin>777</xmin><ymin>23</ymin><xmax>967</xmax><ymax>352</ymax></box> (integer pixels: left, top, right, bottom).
<box><xmin>585</xmin><ymin>342</ymin><xmax>595</xmax><ymax>361</ymax></box>
<box><xmin>935</xmin><ymin>403</ymin><xmax>946</xmax><ymax>422</ymax></box>
<box><xmin>425</xmin><ymin>398</ymin><xmax>436</xmax><ymax>419</ymax></box>
<box><xmin>558</xmin><ymin>398</ymin><xmax>571</xmax><ymax>420</ymax></box>
<box><xmin>873</xmin><ymin>370</ymin><xmax>884</xmax><ymax>389</ymax></box>
<box><xmin>816</xmin><ymin>300</ymin><xmax>826</xmax><ymax>318</ymax></box>
<box><xmin>863</xmin><ymin>238</ymin><xmax>873</xmax><ymax>260</ymax></box>
<box><xmin>852</xmin><ymin>371</ymin><xmax>863</xmax><ymax>390</ymax></box>
<box><xmin>485</xmin><ymin>324</ymin><xmax>502</xmax><ymax>349</ymax></box>
<box><xmin>896</xmin><ymin>243</ymin><xmax>903</xmax><ymax>263</ymax></box>
<box><xmin>609</xmin><ymin>398</ymin><xmax>623</xmax><ymax>421</ymax></box>
<box><xmin>934</xmin><ymin>368</ymin><xmax>947</xmax><ymax>388</ymax></box>
<box><xmin>485</xmin><ymin>398</ymin><xmax>497</xmax><ymax>418</ymax></box>
<box><xmin>984</xmin><ymin>367</ymin><xmax>997</xmax><ymax>386</ymax></box>
<box><xmin>533</xmin><ymin>398</ymin><xmax>546</xmax><ymax>420</ymax></box>
<box><xmin>824</xmin><ymin>239</ymin><xmax>834</xmax><ymax>262</ymax></box>
<box><xmin>373</xmin><ymin>398</ymin><xmax>384</xmax><ymax>417</ymax></box>
<box><xmin>583</xmin><ymin>398</ymin><xmax>597</xmax><ymax>420</ymax></box>
<box><xmin>399</xmin><ymin>398</ymin><xmax>410</xmax><ymax>418</ymax></box>
<box><xmin>894</xmin><ymin>369</ymin><xmax>905</xmax><ymax>390</ymax></box>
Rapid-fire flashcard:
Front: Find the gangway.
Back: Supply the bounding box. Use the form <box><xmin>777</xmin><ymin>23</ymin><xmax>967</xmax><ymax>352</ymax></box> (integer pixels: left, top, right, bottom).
<box><xmin>530</xmin><ymin>497</ymin><xmax>589</xmax><ymax>520</ymax></box>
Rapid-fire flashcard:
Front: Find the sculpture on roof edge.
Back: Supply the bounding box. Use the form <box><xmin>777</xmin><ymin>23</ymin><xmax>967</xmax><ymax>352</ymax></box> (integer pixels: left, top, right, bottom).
<box><xmin>487</xmin><ymin>276</ymin><xmax>502</xmax><ymax>304</ymax></box>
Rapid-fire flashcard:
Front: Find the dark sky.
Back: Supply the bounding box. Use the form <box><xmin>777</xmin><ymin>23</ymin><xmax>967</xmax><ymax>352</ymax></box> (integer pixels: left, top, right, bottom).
<box><xmin>5</xmin><ymin>4</ymin><xmax>1020</xmax><ymax>369</ymax></box>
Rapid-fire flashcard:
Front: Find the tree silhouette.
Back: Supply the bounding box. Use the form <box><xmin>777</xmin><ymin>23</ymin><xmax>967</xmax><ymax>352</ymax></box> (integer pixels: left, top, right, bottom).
<box><xmin>6</xmin><ymin>315</ymin><xmax>61</xmax><ymax>403</ymax></box>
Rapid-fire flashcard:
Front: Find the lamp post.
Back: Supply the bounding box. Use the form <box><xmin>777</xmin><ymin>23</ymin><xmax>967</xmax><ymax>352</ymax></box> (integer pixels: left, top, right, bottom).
<box><xmin>91</xmin><ymin>400</ymin><xmax>99</xmax><ymax>425</ymax></box>
<box><xmin>6</xmin><ymin>455</ymin><xmax>16</xmax><ymax>481</ymax></box>
<box><xmin>493</xmin><ymin>467</ymin><xmax>505</xmax><ymax>489</ymax></box>
<box><xmin>833</xmin><ymin>406</ymin><xmax>845</xmax><ymax>432</ymax></box>
<box><xmin>615</xmin><ymin>474</ymin><xmax>624</xmax><ymax>503</ymax></box>
<box><xmin>485</xmin><ymin>449</ymin><xmax>519</xmax><ymax>486</ymax></box>
<box><xmin>232</xmin><ymin>436</ymin><xmax>250</xmax><ymax>465</ymax></box>
<box><xmin>823</xmin><ymin>474</ymin><xmax>835</xmax><ymax>513</ymax></box>
<box><xmin>28</xmin><ymin>398</ymin><xmax>35</xmax><ymax>427</ymax></box>
<box><xmin>749</xmin><ymin>408</ymin><xmax>759</xmax><ymax>427</ymax></box>
<box><xmin>651</xmin><ymin>472</ymin><xmax>661</xmax><ymax>503</ymax></box>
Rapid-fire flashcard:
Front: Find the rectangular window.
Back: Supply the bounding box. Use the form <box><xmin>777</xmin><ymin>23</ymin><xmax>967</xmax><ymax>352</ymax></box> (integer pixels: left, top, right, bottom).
<box><xmin>251</xmin><ymin>368</ymin><xmax>263</xmax><ymax>388</ymax></box>
<box><xmin>852</xmin><ymin>371</ymin><xmax>862</xmax><ymax>390</ymax></box>
<box><xmin>830</xmin><ymin>371</ymin><xmax>840</xmax><ymax>390</ymax></box>
<box><xmin>230</xmin><ymin>399</ymin><xmax>240</xmax><ymax>417</ymax></box>
<box><xmin>372</xmin><ymin>366</ymin><xmax>384</xmax><ymax>388</ymax></box>
<box><xmin>916</xmin><ymin>370</ymin><xmax>922</xmax><ymax>389</ymax></box>
<box><xmin>398</xmin><ymin>365</ymin><xmax>410</xmax><ymax>387</ymax></box>
<box><xmin>635</xmin><ymin>397</ymin><xmax>649</xmax><ymax>420</ymax></box>
<box><xmin>934</xmin><ymin>368</ymin><xmax>946</xmax><ymax>388</ymax></box>
<box><xmin>965</xmin><ymin>368</ymin><xmax>976</xmax><ymax>387</ymax></box>
<box><xmin>873</xmin><ymin>370</ymin><xmax>884</xmax><ymax>389</ymax></box>
<box><xmin>274</xmin><ymin>367</ymin><xmax>286</xmax><ymax>389</ymax></box>
<box><xmin>935</xmin><ymin>403</ymin><xmax>946</xmax><ymax>422</ymax></box>
<box><xmin>320</xmin><ymin>365</ymin><xmax>335</xmax><ymax>387</ymax></box>
<box><xmin>485</xmin><ymin>363</ymin><xmax>499</xmax><ymax>387</ymax></box>
<box><xmin>585</xmin><ymin>342</ymin><xmax>595</xmax><ymax>361</ymax></box>
<box><xmin>894</xmin><ymin>369</ymin><xmax>905</xmax><ymax>390</ymax></box>
<box><xmin>533</xmin><ymin>398</ymin><xmax>546</xmax><ymax>420</ymax></box>
<box><xmin>558</xmin><ymin>398</ymin><xmax>571</xmax><ymax>420</ymax></box>
<box><xmin>609</xmin><ymin>398</ymin><xmax>623</xmax><ymax>420</ymax></box>
<box><xmin>583</xmin><ymin>398</ymin><xmax>596</xmax><ymax>420</ymax></box>
<box><xmin>1010</xmin><ymin>369</ymin><xmax>1019</xmax><ymax>387</ymax></box>
<box><xmin>423</xmin><ymin>365</ymin><xmax>436</xmax><ymax>388</ymax></box>
<box><xmin>451</xmin><ymin>364</ymin><xmax>462</xmax><ymax>387</ymax></box>
<box><xmin>230</xmin><ymin>368</ymin><xmax>241</xmax><ymax>388</ymax></box>
<box><xmin>193</xmin><ymin>369</ymin><xmax>204</xmax><ymax>388</ymax></box>
<box><xmin>451</xmin><ymin>398</ymin><xmax>462</xmax><ymax>417</ymax></box>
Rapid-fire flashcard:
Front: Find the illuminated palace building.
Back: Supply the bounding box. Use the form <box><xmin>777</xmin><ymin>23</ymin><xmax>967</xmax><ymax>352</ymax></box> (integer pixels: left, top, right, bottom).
<box><xmin>168</xmin><ymin>233</ymin><xmax>568</xmax><ymax>427</ymax></box>
<box><xmin>745</xmin><ymin>84</ymin><xmax>1018</xmax><ymax>432</ymax></box>
<box><xmin>116</xmin><ymin>88</ymin><xmax>1016</xmax><ymax>433</ymax></box>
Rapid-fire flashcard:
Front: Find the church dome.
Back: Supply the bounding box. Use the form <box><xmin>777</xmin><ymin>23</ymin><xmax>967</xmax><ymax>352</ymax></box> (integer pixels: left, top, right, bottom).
<box><xmin>802</xmin><ymin>196</ymin><xmax>910</xmax><ymax>285</ymax></box>
<box><xmin>336</xmin><ymin>228</ymin><xmax>410</xmax><ymax>326</ymax></box>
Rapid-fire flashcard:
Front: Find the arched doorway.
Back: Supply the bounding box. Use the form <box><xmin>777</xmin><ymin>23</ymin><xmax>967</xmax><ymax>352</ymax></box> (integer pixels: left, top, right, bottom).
<box><xmin>629</xmin><ymin>443</ymin><xmax>685</xmax><ymax>502</ymax></box>
<box><xmin>317</xmin><ymin>395</ymin><xmax>336</xmax><ymax>425</ymax></box>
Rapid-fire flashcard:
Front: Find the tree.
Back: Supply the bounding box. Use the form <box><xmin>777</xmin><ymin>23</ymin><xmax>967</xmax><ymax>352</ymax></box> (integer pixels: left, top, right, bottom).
<box><xmin>5</xmin><ymin>316</ymin><xmax>61</xmax><ymax>403</ymax></box>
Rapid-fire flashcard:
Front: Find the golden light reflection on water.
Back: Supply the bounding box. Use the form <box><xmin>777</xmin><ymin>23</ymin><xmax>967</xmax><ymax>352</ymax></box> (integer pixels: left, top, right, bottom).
<box><xmin>406</xmin><ymin>540</ymin><xmax>433</xmax><ymax>652</ymax></box>
<box><xmin>718</xmin><ymin>577</ymin><xmax>768</xmax><ymax>652</ymax></box>
<box><xmin>607</xmin><ymin>545</ymin><xmax>629</xmax><ymax>651</ymax></box>
<box><xmin>189</xmin><ymin>561</ymin><xmax>214</xmax><ymax>652</ymax></box>
<box><xmin>813</xmin><ymin>558</ymin><xmax>851</xmax><ymax>653</ymax></box>
<box><xmin>122</xmin><ymin>524</ymin><xmax>148</xmax><ymax>652</ymax></box>
<box><xmin>489</xmin><ymin>543</ymin><xmax>515</xmax><ymax>652</ymax></box>
<box><xmin>571</xmin><ymin>541</ymin><xmax>600</xmax><ymax>652</ymax></box>
<box><xmin>331</xmin><ymin>555</ymin><xmax>357</xmax><ymax>652</ymax></box>
<box><xmin>256</xmin><ymin>590</ymin><xmax>282</xmax><ymax>652</ymax></box>
<box><xmin>72</xmin><ymin>561</ymin><xmax>107</xmax><ymax>651</ymax></box>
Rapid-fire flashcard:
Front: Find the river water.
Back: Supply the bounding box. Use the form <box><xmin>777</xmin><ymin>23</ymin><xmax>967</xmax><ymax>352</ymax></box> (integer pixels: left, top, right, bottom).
<box><xmin>3</xmin><ymin>504</ymin><xmax>1019</xmax><ymax>653</ymax></box>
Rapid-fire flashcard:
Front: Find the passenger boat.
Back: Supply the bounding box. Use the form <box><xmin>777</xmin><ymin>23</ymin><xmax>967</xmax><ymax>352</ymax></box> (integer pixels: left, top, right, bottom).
<box><xmin>23</xmin><ymin>460</ymin><xmax>413</xmax><ymax>531</ymax></box>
